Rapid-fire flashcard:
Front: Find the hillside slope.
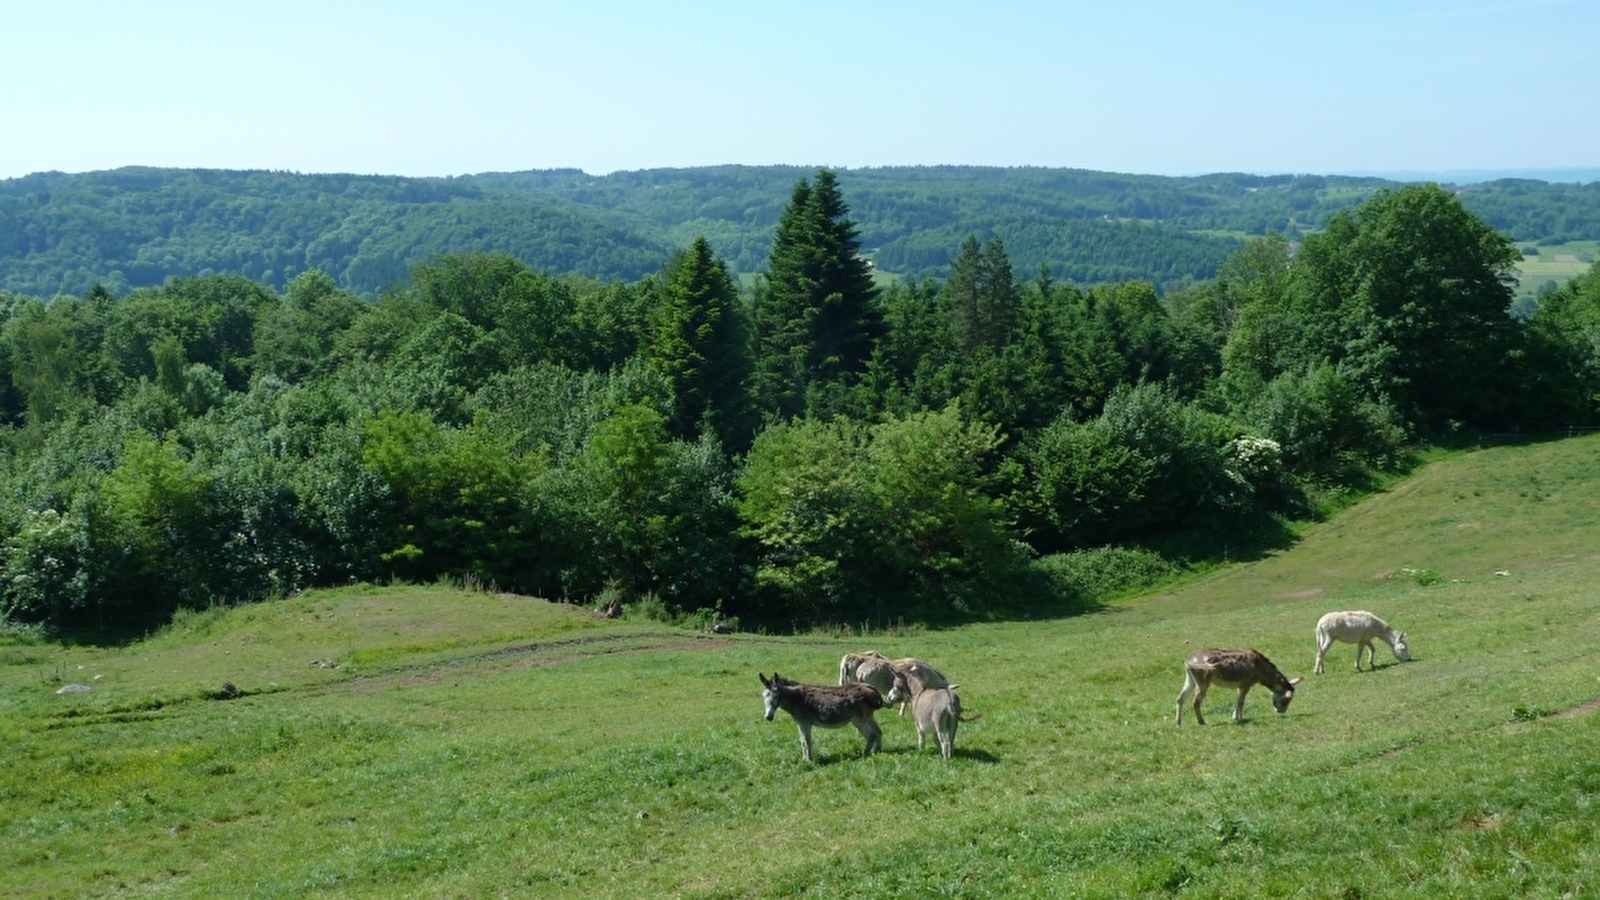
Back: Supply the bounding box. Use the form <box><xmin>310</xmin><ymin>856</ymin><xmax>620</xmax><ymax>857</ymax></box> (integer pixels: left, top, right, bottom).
<box><xmin>4</xmin><ymin>165</ymin><xmax>1597</xmax><ymax>298</ymax></box>
<box><xmin>3</xmin><ymin>435</ymin><xmax>1598</xmax><ymax>897</ymax></box>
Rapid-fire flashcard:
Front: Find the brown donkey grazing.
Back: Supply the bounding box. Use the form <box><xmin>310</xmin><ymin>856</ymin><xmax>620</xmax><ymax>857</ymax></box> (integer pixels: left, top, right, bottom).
<box><xmin>760</xmin><ymin>673</ymin><xmax>884</xmax><ymax>762</ymax></box>
<box><xmin>1176</xmin><ymin>648</ymin><xmax>1303</xmax><ymax>725</ymax></box>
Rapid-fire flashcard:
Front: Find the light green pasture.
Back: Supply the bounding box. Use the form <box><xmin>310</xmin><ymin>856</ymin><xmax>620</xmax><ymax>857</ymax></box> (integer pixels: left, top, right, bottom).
<box><xmin>1514</xmin><ymin>239</ymin><xmax>1598</xmax><ymax>302</ymax></box>
<box><xmin>4</xmin><ymin>435</ymin><xmax>1600</xmax><ymax>898</ymax></box>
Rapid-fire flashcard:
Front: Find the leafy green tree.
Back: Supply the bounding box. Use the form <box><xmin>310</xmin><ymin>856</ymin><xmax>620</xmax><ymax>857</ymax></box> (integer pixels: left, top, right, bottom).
<box><xmin>99</xmin><ymin>430</ymin><xmax>215</xmax><ymax>619</ymax></box>
<box><xmin>330</xmin><ymin>286</ymin><xmax>436</xmax><ymax>367</ymax></box>
<box><xmin>570</xmin><ymin>277</ymin><xmax>658</xmax><ymax>371</ymax></box>
<box><xmin>468</xmin><ymin>357</ymin><xmax>674</xmax><ymax>462</ymax></box>
<box><xmin>735</xmin><ymin>416</ymin><xmax>873</xmax><ymax>616</ymax></box>
<box><xmin>859</xmin><ymin>404</ymin><xmax>1015</xmax><ymax>610</ymax></box>
<box><xmin>648</xmin><ymin>433</ymin><xmax>749</xmax><ymax>615</ymax></box>
<box><xmin>1523</xmin><ymin>260</ymin><xmax>1600</xmax><ymax>423</ymax></box>
<box><xmin>1009</xmin><ymin>412</ymin><xmax>1156</xmax><ymax>551</ymax></box>
<box><xmin>736</xmin><ymin>404</ymin><xmax>1016</xmax><ymax>618</ymax></box>
<box><xmin>361</xmin><ymin>410</ymin><xmax>543</xmax><ymax>587</ymax></box>
<box><xmin>409</xmin><ymin>252</ymin><xmax>580</xmax><ymax>369</ymax></box>
<box><xmin>104</xmin><ymin>275</ymin><xmax>270</xmax><ymax>391</ymax></box>
<box><xmin>1224</xmin><ymin>185</ymin><xmax>1522</xmax><ymax>431</ymax></box>
<box><xmin>1011</xmin><ymin>383</ymin><xmax>1250</xmax><ymax>550</ymax></box>
<box><xmin>1339</xmin><ymin>185</ymin><xmax>1521</xmax><ymax>428</ymax></box>
<box><xmin>648</xmin><ymin>237</ymin><xmax>755</xmax><ymax>450</ymax></box>
<box><xmin>559</xmin><ymin>404</ymin><xmax>674</xmax><ymax>599</ymax></box>
<box><xmin>1241</xmin><ymin>363</ymin><xmax>1406</xmax><ymax>473</ymax></box>
<box><xmin>7</xmin><ymin>303</ymin><xmax>83</xmax><ymax>426</ymax></box>
<box><xmin>0</xmin><ymin>505</ymin><xmax>94</xmax><ymax>625</ymax></box>
<box><xmin>251</xmin><ymin>269</ymin><xmax>366</xmax><ymax>382</ymax></box>
<box><xmin>752</xmin><ymin>170</ymin><xmax>883</xmax><ymax>419</ymax></box>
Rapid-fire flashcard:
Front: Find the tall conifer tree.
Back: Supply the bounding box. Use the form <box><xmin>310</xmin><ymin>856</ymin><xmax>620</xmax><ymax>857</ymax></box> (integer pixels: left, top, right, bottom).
<box><xmin>945</xmin><ymin>234</ymin><xmax>1021</xmax><ymax>354</ymax></box>
<box><xmin>753</xmin><ymin>169</ymin><xmax>883</xmax><ymax>419</ymax></box>
<box><xmin>649</xmin><ymin>236</ymin><xmax>754</xmax><ymax>451</ymax></box>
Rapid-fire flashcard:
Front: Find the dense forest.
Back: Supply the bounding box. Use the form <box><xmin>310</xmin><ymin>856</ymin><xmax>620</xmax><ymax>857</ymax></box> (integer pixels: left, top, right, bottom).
<box><xmin>3</xmin><ymin>169</ymin><xmax>1600</xmax><ymax>637</ymax></box>
<box><xmin>4</xmin><ymin>165</ymin><xmax>1600</xmax><ymax>300</ymax></box>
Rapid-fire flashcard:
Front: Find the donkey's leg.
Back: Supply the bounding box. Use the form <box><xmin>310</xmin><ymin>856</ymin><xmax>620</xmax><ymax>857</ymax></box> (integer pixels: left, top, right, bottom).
<box><xmin>1231</xmin><ymin>684</ymin><xmax>1251</xmax><ymax>724</ymax></box>
<box><xmin>1314</xmin><ymin>631</ymin><xmax>1331</xmax><ymax>674</ymax></box>
<box><xmin>797</xmin><ymin>722</ymin><xmax>814</xmax><ymax>763</ymax></box>
<box><xmin>1192</xmin><ymin>678</ymin><xmax>1211</xmax><ymax>726</ymax></box>
<box><xmin>857</xmin><ymin>715</ymin><xmax>882</xmax><ymax>757</ymax></box>
<box><xmin>1177</xmin><ymin>671</ymin><xmax>1199</xmax><ymax>725</ymax></box>
<box><xmin>1356</xmin><ymin>640</ymin><xmax>1372</xmax><ymax>671</ymax></box>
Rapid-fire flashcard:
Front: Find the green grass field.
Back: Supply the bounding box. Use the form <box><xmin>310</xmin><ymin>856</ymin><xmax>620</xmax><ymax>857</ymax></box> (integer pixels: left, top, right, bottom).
<box><xmin>1513</xmin><ymin>239</ymin><xmax>1598</xmax><ymax>304</ymax></box>
<box><xmin>5</xmin><ymin>435</ymin><xmax>1600</xmax><ymax>898</ymax></box>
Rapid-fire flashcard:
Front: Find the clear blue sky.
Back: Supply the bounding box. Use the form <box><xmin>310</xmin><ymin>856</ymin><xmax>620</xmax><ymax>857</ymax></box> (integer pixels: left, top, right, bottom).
<box><xmin>4</xmin><ymin>0</ymin><xmax>1597</xmax><ymax>180</ymax></box>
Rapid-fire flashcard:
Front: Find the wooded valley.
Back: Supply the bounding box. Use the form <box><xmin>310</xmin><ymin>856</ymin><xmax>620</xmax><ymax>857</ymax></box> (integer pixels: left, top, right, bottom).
<box><xmin>4</xmin><ymin>165</ymin><xmax>1599</xmax><ymax>298</ymax></box>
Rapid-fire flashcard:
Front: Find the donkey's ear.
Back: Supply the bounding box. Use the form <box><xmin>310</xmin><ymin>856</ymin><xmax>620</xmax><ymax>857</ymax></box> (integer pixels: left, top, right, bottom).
<box><xmin>759</xmin><ymin>672</ymin><xmax>772</xmax><ymax>687</ymax></box>
<box><xmin>1288</xmin><ymin>677</ymin><xmax>1304</xmax><ymax>686</ymax></box>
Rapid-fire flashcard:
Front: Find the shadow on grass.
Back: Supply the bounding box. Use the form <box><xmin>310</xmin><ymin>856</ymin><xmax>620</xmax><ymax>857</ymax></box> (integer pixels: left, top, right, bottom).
<box><xmin>806</xmin><ymin>746</ymin><xmax>1001</xmax><ymax>765</ymax></box>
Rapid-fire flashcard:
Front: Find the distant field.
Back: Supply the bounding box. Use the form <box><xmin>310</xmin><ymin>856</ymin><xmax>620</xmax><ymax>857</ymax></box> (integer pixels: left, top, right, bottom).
<box><xmin>4</xmin><ymin>434</ymin><xmax>1600</xmax><ymax>898</ymax></box>
<box><xmin>1513</xmin><ymin>239</ymin><xmax>1597</xmax><ymax>304</ymax></box>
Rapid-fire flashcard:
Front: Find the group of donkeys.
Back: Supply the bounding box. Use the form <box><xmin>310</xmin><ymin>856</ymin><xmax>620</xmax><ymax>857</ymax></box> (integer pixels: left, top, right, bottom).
<box><xmin>758</xmin><ymin>651</ymin><xmax>976</xmax><ymax>762</ymax></box>
<box><xmin>760</xmin><ymin>610</ymin><xmax>1410</xmax><ymax>762</ymax></box>
<box><xmin>1177</xmin><ymin>609</ymin><xmax>1412</xmax><ymax>725</ymax></box>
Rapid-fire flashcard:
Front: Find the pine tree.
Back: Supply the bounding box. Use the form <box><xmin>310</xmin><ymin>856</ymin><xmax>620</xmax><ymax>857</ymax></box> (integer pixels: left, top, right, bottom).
<box><xmin>753</xmin><ymin>170</ymin><xmax>883</xmax><ymax>420</ymax></box>
<box><xmin>648</xmin><ymin>236</ymin><xmax>755</xmax><ymax>451</ymax></box>
<box><xmin>945</xmin><ymin>234</ymin><xmax>1020</xmax><ymax>354</ymax></box>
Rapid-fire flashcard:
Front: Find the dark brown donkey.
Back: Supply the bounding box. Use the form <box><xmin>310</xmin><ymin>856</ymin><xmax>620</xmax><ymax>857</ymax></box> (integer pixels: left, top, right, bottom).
<box><xmin>759</xmin><ymin>672</ymin><xmax>883</xmax><ymax>762</ymax></box>
<box><xmin>1175</xmin><ymin>648</ymin><xmax>1303</xmax><ymax>725</ymax></box>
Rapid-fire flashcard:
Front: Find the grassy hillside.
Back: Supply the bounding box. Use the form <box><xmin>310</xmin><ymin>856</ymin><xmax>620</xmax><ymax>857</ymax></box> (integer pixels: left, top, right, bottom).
<box><xmin>4</xmin><ymin>435</ymin><xmax>1600</xmax><ymax>898</ymax></box>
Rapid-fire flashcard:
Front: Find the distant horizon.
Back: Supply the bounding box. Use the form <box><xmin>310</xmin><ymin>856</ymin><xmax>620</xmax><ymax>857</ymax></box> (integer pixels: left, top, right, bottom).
<box><xmin>7</xmin><ymin>162</ymin><xmax>1598</xmax><ymax>188</ymax></box>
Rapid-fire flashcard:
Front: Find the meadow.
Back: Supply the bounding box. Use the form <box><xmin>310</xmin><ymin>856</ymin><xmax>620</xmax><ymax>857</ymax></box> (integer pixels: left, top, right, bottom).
<box><xmin>3</xmin><ymin>434</ymin><xmax>1599</xmax><ymax>898</ymax></box>
<box><xmin>1514</xmin><ymin>239</ymin><xmax>1598</xmax><ymax>302</ymax></box>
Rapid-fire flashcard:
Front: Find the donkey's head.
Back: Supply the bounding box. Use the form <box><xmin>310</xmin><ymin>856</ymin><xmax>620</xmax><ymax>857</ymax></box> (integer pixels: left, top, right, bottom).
<box><xmin>759</xmin><ymin>672</ymin><xmax>788</xmax><ymax>721</ymax></box>
<box><xmin>886</xmin><ymin>671</ymin><xmax>910</xmax><ymax>707</ymax></box>
<box><xmin>1270</xmin><ymin>677</ymin><xmax>1304</xmax><ymax>714</ymax></box>
<box><xmin>1392</xmin><ymin>631</ymin><xmax>1412</xmax><ymax>661</ymax></box>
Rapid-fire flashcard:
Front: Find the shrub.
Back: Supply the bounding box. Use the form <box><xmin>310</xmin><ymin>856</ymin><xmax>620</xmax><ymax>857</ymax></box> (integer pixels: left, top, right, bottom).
<box><xmin>1033</xmin><ymin>546</ymin><xmax>1179</xmax><ymax>607</ymax></box>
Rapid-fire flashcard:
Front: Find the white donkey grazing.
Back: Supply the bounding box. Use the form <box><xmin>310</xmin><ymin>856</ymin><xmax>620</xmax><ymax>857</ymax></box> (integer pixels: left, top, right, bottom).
<box><xmin>1314</xmin><ymin>610</ymin><xmax>1410</xmax><ymax>674</ymax></box>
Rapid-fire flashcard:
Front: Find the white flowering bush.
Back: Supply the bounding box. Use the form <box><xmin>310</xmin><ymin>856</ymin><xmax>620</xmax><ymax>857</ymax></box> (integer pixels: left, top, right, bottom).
<box><xmin>1227</xmin><ymin>435</ymin><xmax>1283</xmax><ymax>484</ymax></box>
<box><xmin>1</xmin><ymin>508</ymin><xmax>92</xmax><ymax>623</ymax></box>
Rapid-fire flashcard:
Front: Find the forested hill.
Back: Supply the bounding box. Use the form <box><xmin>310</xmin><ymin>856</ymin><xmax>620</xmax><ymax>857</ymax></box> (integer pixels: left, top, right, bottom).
<box><xmin>3</xmin><ymin>165</ymin><xmax>1598</xmax><ymax>299</ymax></box>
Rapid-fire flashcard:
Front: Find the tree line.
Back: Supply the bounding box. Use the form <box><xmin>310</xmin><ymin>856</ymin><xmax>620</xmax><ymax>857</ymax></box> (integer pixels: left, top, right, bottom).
<box><xmin>7</xmin><ymin>166</ymin><xmax>1600</xmax><ymax>301</ymax></box>
<box><xmin>3</xmin><ymin>170</ymin><xmax>1599</xmax><ymax>636</ymax></box>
